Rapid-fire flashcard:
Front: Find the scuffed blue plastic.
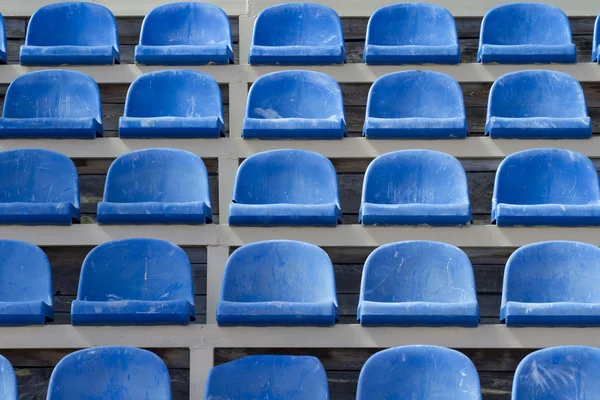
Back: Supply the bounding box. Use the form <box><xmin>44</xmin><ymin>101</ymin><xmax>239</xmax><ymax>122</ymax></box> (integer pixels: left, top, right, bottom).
<box><xmin>486</xmin><ymin>71</ymin><xmax>591</xmax><ymax>139</ymax></box>
<box><xmin>47</xmin><ymin>347</ymin><xmax>172</xmax><ymax>399</ymax></box>
<box><xmin>478</xmin><ymin>3</ymin><xmax>576</xmax><ymax>64</ymax></box>
<box><xmin>502</xmin><ymin>241</ymin><xmax>600</xmax><ymax>327</ymax></box>
<box><xmin>136</xmin><ymin>2</ymin><xmax>233</xmax><ymax>65</ymax></box>
<box><xmin>98</xmin><ymin>149</ymin><xmax>212</xmax><ymax>224</ymax></box>
<box><xmin>513</xmin><ymin>346</ymin><xmax>600</xmax><ymax>399</ymax></box>
<box><xmin>217</xmin><ymin>240</ymin><xmax>339</xmax><ymax>326</ymax></box>
<box><xmin>21</xmin><ymin>2</ymin><xmax>120</xmax><ymax>66</ymax></box>
<box><xmin>229</xmin><ymin>149</ymin><xmax>341</xmax><ymax>226</ymax></box>
<box><xmin>594</xmin><ymin>15</ymin><xmax>600</xmax><ymax>62</ymax></box>
<box><xmin>0</xmin><ymin>240</ymin><xmax>53</xmax><ymax>326</ymax></box>
<box><xmin>0</xmin><ymin>14</ymin><xmax>6</xmax><ymax>64</ymax></box>
<box><xmin>205</xmin><ymin>355</ymin><xmax>330</xmax><ymax>400</ymax></box>
<box><xmin>0</xmin><ymin>149</ymin><xmax>79</xmax><ymax>225</ymax></box>
<box><xmin>357</xmin><ymin>346</ymin><xmax>482</xmax><ymax>399</ymax></box>
<box><xmin>492</xmin><ymin>148</ymin><xmax>600</xmax><ymax>227</ymax></box>
<box><xmin>0</xmin><ymin>70</ymin><xmax>103</xmax><ymax>139</ymax></box>
<box><xmin>0</xmin><ymin>355</ymin><xmax>17</xmax><ymax>400</ymax></box>
<box><xmin>364</xmin><ymin>3</ymin><xmax>459</xmax><ymax>65</ymax></box>
<box><xmin>119</xmin><ymin>70</ymin><xmax>224</xmax><ymax>138</ymax></box>
<box><xmin>249</xmin><ymin>3</ymin><xmax>345</xmax><ymax>65</ymax></box>
<box><xmin>364</xmin><ymin>71</ymin><xmax>467</xmax><ymax>139</ymax></box>
<box><xmin>243</xmin><ymin>70</ymin><xmax>346</xmax><ymax>139</ymax></box>
<box><xmin>358</xmin><ymin>241</ymin><xmax>478</xmax><ymax>327</ymax></box>
<box><xmin>72</xmin><ymin>238</ymin><xmax>195</xmax><ymax>326</ymax></box>
<box><xmin>360</xmin><ymin>150</ymin><xmax>471</xmax><ymax>226</ymax></box>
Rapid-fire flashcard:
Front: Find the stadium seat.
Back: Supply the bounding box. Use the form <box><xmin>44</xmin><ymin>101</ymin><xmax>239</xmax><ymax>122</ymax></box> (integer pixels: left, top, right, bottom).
<box><xmin>0</xmin><ymin>70</ymin><xmax>103</xmax><ymax>139</ymax></box>
<box><xmin>478</xmin><ymin>3</ymin><xmax>576</xmax><ymax>64</ymax></box>
<box><xmin>20</xmin><ymin>2</ymin><xmax>119</xmax><ymax>65</ymax></box>
<box><xmin>135</xmin><ymin>2</ymin><xmax>233</xmax><ymax>65</ymax></box>
<box><xmin>360</xmin><ymin>150</ymin><xmax>471</xmax><ymax>225</ymax></box>
<box><xmin>243</xmin><ymin>70</ymin><xmax>346</xmax><ymax>139</ymax></box>
<box><xmin>0</xmin><ymin>355</ymin><xmax>17</xmax><ymax>399</ymax></box>
<box><xmin>217</xmin><ymin>240</ymin><xmax>338</xmax><ymax>326</ymax></box>
<box><xmin>357</xmin><ymin>346</ymin><xmax>482</xmax><ymax>399</ymax></box>
<box><xmin>594</xmin><ymin>14</ymin><xmax>600</xmax><ymax>62</ymax></box>
<box><xmin>486</xmin><ymin>71</ymin><xmax>591</xmax><ymax>139</ymax></box>
<box><xmin>0</xmin><ymin>14</ymin><xmax>6</xmax><ymax>64</ymax></box>
<box><xmin>249</xmin><ymin>3</ymin><xmax>345</xmax><ymax>65</ymax></box>
<box><xmin>492</xmin><ymin>149</ymin><xmax>600</xmax><ymax>226</ymax></box>
<box><xmin>364</xmin><ymin>3</ymin><xmax>460</xmax><ymax>65</ymax></box>
<box><xmin>0</xmin><ymin>149</ymin><xmax>79</xmax><ymax>225</ymax></box>
<box><xmin>358</xmin><ymin>241</ymin><xmax>478</xmax><ymax>327</ymax></box>
<box><xmin>502</xmin><ymin>241</ymin><xmax>600</xmax><ymax>326</ymax></box>
<box><xmin>229</xmin><ymin>149</ymin><xmax>341</xmax><ymax>226</ymax></box>
<box><xmin>512</xmin><ymin>346</ymin><xmax>600</xmax><ymax>399</ymax></box>
<box><xmin>119</xmin><ymin>70</ymin><xmax>224</xmax><ymax>138</ymax></box>
<box><xmin>98</xmin><ymin>149</ymin><xmax>211</xmax><ymax>224</ymax></box>
<box><xmin>47</xmin><ymin>347</ymin><xmax>172</xmax><ymax>399</ymax></box>
<box><xmin>0</xmin><ymin>240</ymin><xmax>53</xmax><ymax>326</ymax></box>
<box><xmin>205</xmin><ymin>355</ymin><xmax>330</xmax><ymax>399</ymax></box>
<box><xmin>72</xmin><ymin>238</ymin><xmax>195</xmax><ymax>326</ymax></box>
<box><xmin>363</xmin><ymin>71</ymin><xmax>467</xmax><ymax>139</ymax></box>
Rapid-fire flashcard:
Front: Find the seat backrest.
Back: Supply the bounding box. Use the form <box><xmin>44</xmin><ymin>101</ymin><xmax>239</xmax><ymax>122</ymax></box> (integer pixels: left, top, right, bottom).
<box><xmin>124</xmin><ymin>70</ymin><xmax>222</xmax><ymax>119</ymax></box>
<box><xmin>357</xmin><ymin>346</ymin><xmax>481</xmax><ymax>399</ymax></box>
<box><xmin>366</xmin><ymin>3</ymin><xmax>457</xmax><ymax>46</ymax></box>
<box><xmin>513</xmin><ymin>346</ymin><xmax>600</xmax><ymax>398</ymax></box>
<box><xmin>232</xmin><ymin>149</ymin><xmax>340</xmax><ymax>206</ymax></box>
<box><xmin>0</xmin><ymin>355</ymin><xmax>17</xmax><ymax>400</ymax></box>
<box><xmin>0</xmin><ymin>240</ymin><xmax>52</xmax><ymax>306</ymax></box>
<box><xmin>0</xmin><ymin>14</ymin><xmax>6</xmax><ymax>56</ymax></box>
<box><xmin>78</xmin><ymin>238</ymin><xmax>194</xmax><ymax>305</ymax></box>
<box><xmin>493</xmin><ymin>149</ymin><xmax>600</xmax><ymax>206</ymax></box>
<box><xmin>103</xmin><ymin>149</ymin><xmax>211</xmax><ymax>206</ymax></box>
<box><xmin>246</xmin><ymin>70</ymin><xmax>344</xmax><ymax>120</ymax></box>
<box><xmin>362</xmin><ymin>150</ymin><xmax>469</xmax><ymax>205</ymax></box>
<box><xmin>221</xmin><ymin>240</ymin><xmax>337</xmax><ymax>303</ymax></box>
<box><xmin>487</xmin><ymin>71</ymin><xmax>587</xmax><ymax>119</ymax></box>
<box><xmin>0</xmin><ymin>149</ymin><xmax>79</xmax><ymax>207</ymax></box>
<box><xmin>3</xmin><ymin>70</ymin><xmax>101</xmax><ymax>123</ymax></box>
<box><xmin>25</xmin><ymin>2</ymin><xmax>118</xmax><ymax>47</ymax></box>
<box><xmin>139</xmin><ymin>2</ymin><xmax>231</xmax><ymax>47</ymax></box>
<box><xmin>480</xmin><ymin>3</ymin><xmax>572</xmax><ymax>46</ymax></box>
<box><xmin>361</xmin><ymin>241</ymin><xmax>476</xmax><ymax>304</ymax></box>
<box><xmin>205</xmin><ymin>355</ymin><xmax>330</xmax><ymax>399</ymax></box>
<box><xmin>47</xmin><ymin>347</ymin><xmax>171</xmax><ymax>399</ymax></box>
<box><xmin>594</xmin><ymin>15</ymin><xmax>600</xmax><ymax>61</ymax></box>
<box><xmin>252</xmin><ymin>3</ymin><xmax>343</xmax><ymax>47</ymax></box>
<box><xmin>367</xmin><ymin>71</ymin><xmax>465</xmax><ymax>119</ymax></box>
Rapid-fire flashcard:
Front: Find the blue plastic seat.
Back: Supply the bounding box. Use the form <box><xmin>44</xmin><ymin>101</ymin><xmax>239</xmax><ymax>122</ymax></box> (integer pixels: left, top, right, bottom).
<box><xmin>360</xmin><ymin>150</ymin><xmax>471</xmax><ymax>226</ymax></box>
<box><xmin>478</xmin><ymin>3</ymin><xmax>575</xmax><ymax>64</ymax></box>
<box><xmin>0</xmin><ymin>149</ymin><xmax>79</xmax><ymax>225</ymax></box>
<box><xmin>217</xmin><ymin>240</ymin><xmax>338</xmax><ymax>326</ymax></box>
<box><xmin>119</xmin><ymin>70</ymin><xmax>224</xmax><ymax>138</ymax></box>
<box><xmin>364</xmin><ymin>3</ymin><xmax>459</xmax><ymax>65</ymax></box>
<box><xmin>0</xmin><ymin>70</ymin><xmax>102</xmax><ymax>139</ymax></box>
<box><xmin>205</xmin><ymin>355</ymin><xmax>329</xmax><ymax>399</ymax></box>
<box><xmin>486</xmin><ymin>71</ymin><xmax>591</xmax><ymax>139</ymax></box>
<box><xmin>594</xmin><ymin>15</ymin><xmax>600</xmax><ymax>62</ymax></box>
<box><xmin>358</xmin><ymin>241</ymin><xmax>478</xmax><ymax>327</ymax></box>
<box><xmin>357</xmin><ymin>346</ymin><xmax>481</xmax><ymax>399</ymax></box>
<box><xmin>492</xmin><ymin>148</ymin><xmax>600</xmax><ymax>227</ymax></box>
<box><xmin>229</xmin><ymin>150</ymin><xmax>341</xmax><ymax>226</ymax></box>
<box><xmin>364</xmin><ymin>71</ymin><xmax>467</xmax><ymax>139</ymax></box>
<box><xmin>513</xmin><ymin>346</ymin><xmax>600</xmax><ymax>399</ymax></box>
<box><xmin>249</xmin><ymin>3</ymin><xmax>345</xmax><ymax>65</ymax></box>
<box><xmin>502</xmin><ymin>241</ymin><xmax>600</xmax><ymax>327</ymax></box>
<box><xmin>243</xmin><ymin>71</ymin><xmax>346</xmax><ymax>139</ymax></box>
<box><xmin>97</xmin><ymin>149</ymin><xmax>212</xmax><ymax>224</ymax></box>
<box><xmin>47</xmin><ymin>347</ymin><xmax>172</xmax><ymax>399</ymax></box>
<box><xmin>135</xmin><ymin>2</ymin><xmax>233</xmax><ymax>65</ymax></box>
<box><xmin>20</xmin><ymin>2</ymin><xmax>119</xmax><ymax>66</ymax></box>
<box><xmin>72</xmin><ymin>238</ymin><xmax>195</xmax><ymax>326</ymax></box>
<box><xmin>0</xmin><ymin>14</ymin><xmax>6</xmax><ymax>64</ymax></box>
<box><xmin>0</xmin><ymin>355</ymin><xmax>17</xmax><ymax>400</ymax></box>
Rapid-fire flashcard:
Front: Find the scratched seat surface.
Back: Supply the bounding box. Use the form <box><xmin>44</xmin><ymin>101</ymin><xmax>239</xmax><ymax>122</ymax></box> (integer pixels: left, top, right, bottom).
<box><xmin>0</xmin><ymin>355</ymin><xmax>17</xmax><ymax>400</ymax></box>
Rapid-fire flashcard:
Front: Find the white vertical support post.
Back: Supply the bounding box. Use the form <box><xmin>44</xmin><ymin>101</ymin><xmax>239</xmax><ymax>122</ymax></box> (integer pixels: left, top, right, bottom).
<box><xmin>206</xmin><ymin>245</ymin><xmax>230</xmax><ymax>324</ymax></box>
<box><xmin>238</xmin><ymin>14</ymin><xmax>255</xmax><ymax>65</ymax></box>
<box><xmin>218</xmin><ymin>157</ymin><xmax>238</xmax><ymax>223</ymax></box>
<box><xmin>228</xmin><ymin>82</ymin><xmax>248</xmax><ymax>139</ymax></box>
<box><xmin>189</xmin><ymin>347</ymin><xmax>214</xmax><ymax>399</ymax></box>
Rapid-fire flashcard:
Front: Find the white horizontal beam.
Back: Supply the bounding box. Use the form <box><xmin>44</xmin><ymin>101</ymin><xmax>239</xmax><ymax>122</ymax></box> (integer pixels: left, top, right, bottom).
<box><xmin>1</xmin><ymin>324</ymin><xmax>600</xmax><ymax>349</ymax></box>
